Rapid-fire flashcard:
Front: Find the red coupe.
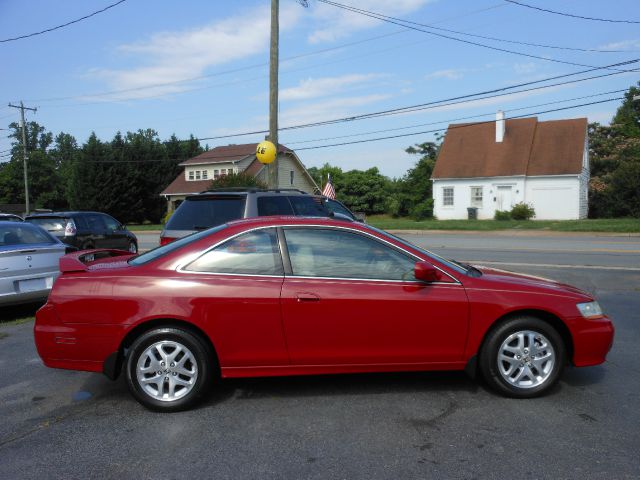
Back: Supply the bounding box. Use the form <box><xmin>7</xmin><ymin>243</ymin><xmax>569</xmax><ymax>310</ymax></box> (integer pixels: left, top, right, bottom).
<box><xmin>35</xmin><ymin>216</ymin><xmax>614</xmax><ymax>411</ymax></box>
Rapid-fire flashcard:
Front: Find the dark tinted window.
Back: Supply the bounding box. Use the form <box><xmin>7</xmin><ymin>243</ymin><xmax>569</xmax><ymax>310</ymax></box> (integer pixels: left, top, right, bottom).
<box><xmin>284</xmin><ymin>228</ymin><xmax>415</xmax><ymax>280</ymax></box>
<box><xmin>86</xmin><ymin>214</ymin><xmax>107</xmax><ymax>230</ymax></box>
<box><xmin>166</xmin><ymin>196</ymin><xmax>246</xmax><ymax>230</ymax></box>
<box><xmin>185</xmin><ymin>228</ymin><xmax>283</xmax><ymax>275</ymax></box>
<box><xmin>0</xmin><ymin>223</ymin><xmax>56</xmax><ymax>246</ymax></box>
<box><xmin>73</xmin><ymin>215</ymin><xmax>89</xmax><ymax>230</ymax></box>
<box><xmin>25</xmin><ymin>216</ymin><xmax>69</xmax><ymax>234</ymax></box>
<box><xmin>325</xmin><ymin>199</ymin><xmax>355</xmax><ymax>219</ymax></box>
<box><xmin>257</xmin><ymin>196</ymin><xmax>294</xmax><ymax>216</ymax></box>
<box><xmin>288</xmin><ymin>196</ymin><xmax>329</xmax><ymax>217</ymax></box>
<box><xmin>102</xmin><ymin>214</ymin><xmax>120</xmax><ymax>230</ymax></box>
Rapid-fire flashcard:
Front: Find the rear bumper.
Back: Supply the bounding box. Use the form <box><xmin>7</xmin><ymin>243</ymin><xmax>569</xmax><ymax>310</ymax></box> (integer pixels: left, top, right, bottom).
<box><xmin>572</xmin><ymin>315</ymin><xmax>615</xmax><ymax>367</ymax></box>
<box><xmin>0</xmin><ymin>272</ymin><xmax>57</xmax><ymax>306</ymax></box>
<box><xmin>34</xmin><ymin>303</ymin><xmax>125</xmax><ymax>374</ymax></box>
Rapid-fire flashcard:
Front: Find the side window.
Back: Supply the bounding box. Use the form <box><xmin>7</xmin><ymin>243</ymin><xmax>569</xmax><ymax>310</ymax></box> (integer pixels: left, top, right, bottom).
<box><xmin>288</xmin><ymin>196</ymin><xmax>328</xmax><ymax>216</ymax></box>
<box><xmin>257</xmin><ymin>196</ymin><xmax>294</xmax><ymax>216</ymax></box>
<box><xmin>284</xmin><ymin>228</ymin><xmax>416</xmax><ymax>280</ymax></box>
<box><xmin>73</xmin><ymin>215</ymin><xmax>88</xmax><ymax>231</ymax></box>
<box><xmin>184</xmin><ymin>228</ymin><xmax>283</xmax><ymax>276</ymax></box>
<box><xmin>86</xmin><ymin>214</ymin><xmax>107</xmax><ymax>231</ymax></box>
<box><xmin>102</xmin><ymin>215</ymin><xmax>120</xmax><ymax>231</ymax></box>
<box><xmin>325</xmin><ymin>199</ymin><xmax>354</xmax><ymax>219</ymax></box>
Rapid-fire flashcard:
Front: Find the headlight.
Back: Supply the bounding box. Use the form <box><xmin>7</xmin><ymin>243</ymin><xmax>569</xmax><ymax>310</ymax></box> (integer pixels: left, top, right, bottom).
<box><xmin>577</xmin><ymin>301</ymin><xmax>603</xmax><ymax>318</ymax></box>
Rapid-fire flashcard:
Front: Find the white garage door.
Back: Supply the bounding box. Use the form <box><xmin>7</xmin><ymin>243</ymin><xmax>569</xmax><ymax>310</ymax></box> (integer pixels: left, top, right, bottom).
<box><xmin>530</xmin><ymin>187</ymin><xmax>576</xmax><ymax>219</ymax></box>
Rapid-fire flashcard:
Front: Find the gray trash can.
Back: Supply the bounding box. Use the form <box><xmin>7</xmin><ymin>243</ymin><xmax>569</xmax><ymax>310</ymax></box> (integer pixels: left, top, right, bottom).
<box><xmin>467</xmin><ymin>207</ymin><xmax>478</xmax><ymax>220</ymax></box>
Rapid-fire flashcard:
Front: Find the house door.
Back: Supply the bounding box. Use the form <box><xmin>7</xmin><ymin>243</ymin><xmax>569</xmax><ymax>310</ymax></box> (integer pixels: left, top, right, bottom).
<box><xmin>496</xmin><ymin>186</ymin><xmax>513</xmax><ymax>211</ymax></box>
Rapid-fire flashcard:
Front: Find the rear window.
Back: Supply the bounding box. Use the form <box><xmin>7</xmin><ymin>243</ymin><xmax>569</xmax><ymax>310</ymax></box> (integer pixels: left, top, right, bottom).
<box><xmin>288</xmin><ymin>196</ymin><xmax>329</xmax><ymax>217</ymax></box>
<box><xmin>165</xmin><ymin>196</ymin><xmax>246</xmax><ymax>231</ymax></box>
<box><xmin>25</xmin><ymin>216</ymin><xmax>69</xmax><ymax>234</ymax></box>
<box><xmin>1</xmin><ymin>223</ymin><xmax>56</xmax><ymax>246</ymax></box>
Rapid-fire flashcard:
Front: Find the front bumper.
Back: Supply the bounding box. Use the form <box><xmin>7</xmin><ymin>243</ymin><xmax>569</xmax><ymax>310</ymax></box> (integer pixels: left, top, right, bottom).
<box><xmin>572</xmin><ymin>314</ymin><xmax>615</xmax><ymax>367</ymax></box>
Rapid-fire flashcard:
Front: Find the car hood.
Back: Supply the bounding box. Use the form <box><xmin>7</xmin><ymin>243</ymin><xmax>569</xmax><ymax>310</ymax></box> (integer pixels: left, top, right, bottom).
<box><xmin>471</xmin><ymin>265</ymin><xmax>592</xmax><ymax>299</ymax></box>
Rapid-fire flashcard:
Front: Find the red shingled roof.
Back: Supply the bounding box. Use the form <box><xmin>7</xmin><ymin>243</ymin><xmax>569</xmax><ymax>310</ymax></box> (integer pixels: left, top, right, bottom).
<box><xmin>161</xmin><ymin>175</ymin><xmax>211</xmax><ymax>196</ymax></box>
<box><xmin>433</xmin><ymin>117</ymin><xmax>587</xmax><ymax>179</ymax></box>
<box><xmin>180</xmin><ymin>143</ymin><xmax>292</xmax><ymax>166</ymax></box>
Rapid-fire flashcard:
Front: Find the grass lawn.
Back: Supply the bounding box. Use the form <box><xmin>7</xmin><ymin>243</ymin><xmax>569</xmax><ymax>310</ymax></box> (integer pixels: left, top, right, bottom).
<box><xmin>127</xmin><ymin>217</ymin><xmax>639</xmax><ymax>233</ymax></box>
<box><xmin>367</xmin><ymin>215</ymin><xmax>640</xmax><ymax>233</ymax></box>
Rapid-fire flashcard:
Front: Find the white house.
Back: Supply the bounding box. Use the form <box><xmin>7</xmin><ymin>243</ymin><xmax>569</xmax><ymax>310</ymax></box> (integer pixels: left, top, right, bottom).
<box><xmin>432</xmin><ymin>113</ymin><xmax>589</xmax><ymax>220</ymax></box>
<box><xmin>161</xmin><ymin>143</ymin><xmax>319</xmax><ymax>212</ymax></box>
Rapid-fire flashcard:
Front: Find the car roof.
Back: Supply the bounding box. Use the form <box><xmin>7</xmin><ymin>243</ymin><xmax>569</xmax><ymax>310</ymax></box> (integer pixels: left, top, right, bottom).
<box><xmin>25</xmin><ymin>211</ymin><xmax>105</xmax><ymax>217</ymax></box>
<box><xmin>225</xmin><ymin>215</ymin><xmax>360</xmax><ymax>229</ymax></box>
<box><xmin>187</xmin><ymin>188</ymin><xmax>317</xmax><ymax>199</ymax></box>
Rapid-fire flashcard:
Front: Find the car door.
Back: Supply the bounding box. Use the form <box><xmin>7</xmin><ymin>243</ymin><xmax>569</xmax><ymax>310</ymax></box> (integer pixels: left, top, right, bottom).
<box><xmin>85</xmin><ymin>213</ymin><xmax>109</xmax><ymax>248</ymax></box>
<box><xmin>279</xmin><ymin>226</ymin><xmax>469</xmax><ymax>366</ymax></box>
<box><xmin>178</xmin><ymin>227</ymin><xmax>289</xmax><ymax>367</ymax></box>
<box><xmin>101</xmin><ymin>214</ymin><xmax>128</xmax><ymax>250</ymax></box>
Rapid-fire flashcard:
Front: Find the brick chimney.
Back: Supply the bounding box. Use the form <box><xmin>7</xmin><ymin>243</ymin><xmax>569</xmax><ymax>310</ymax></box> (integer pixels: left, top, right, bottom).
<box><xmin>496</xmin><ymin>110</ymin><xmax>505</xmax><ymax>143</ymax></box>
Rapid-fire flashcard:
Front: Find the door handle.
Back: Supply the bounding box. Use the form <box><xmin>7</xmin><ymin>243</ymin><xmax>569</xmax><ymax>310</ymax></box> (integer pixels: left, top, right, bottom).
<box><xmin>296</xmin><ymin>292</ymin><xmax>320</xmax><ymax>302</ymax></box>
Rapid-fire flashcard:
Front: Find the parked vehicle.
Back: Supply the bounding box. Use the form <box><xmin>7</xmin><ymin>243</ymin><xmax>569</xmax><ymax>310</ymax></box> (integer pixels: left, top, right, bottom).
<box><xmin>0</xmin><ymin>213</ymin><xmax>23</xmax><ymax>222</ymax></box>
<box><xmin>160</xmin><ymin>188</ymin><xmax>356</xmax><ymax>245</ymax></box>
<box><xmin>35</xmin><ymin>216</ymin><xmax>614</xmax><ymax>412</ymax></box>
<box><xmin>0</xmin><ymin>221</ymin><xmax>74</xmax><ymax>306</ymax></box>
<box><xmin>323</xmin><ymin>197</ymin><xmax>359</xmax><ymax>221</ymax></box>
<box><xmin>25</xmin><ymin>211</ymin><xmax>138</xmax><ymax>253</ymax></box>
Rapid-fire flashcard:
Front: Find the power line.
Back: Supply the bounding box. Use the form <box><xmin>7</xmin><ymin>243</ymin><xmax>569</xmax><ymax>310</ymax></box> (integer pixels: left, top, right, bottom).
<box><xmin>20</xmin><ymin>3</ymin><xmax>507</xmax><ymax>104</ymax></box>
<box><xmin>315</xmin><ymin>0</ymin><xmax>635</xmax><ymax>72</ymax></box>
<box><xmin>193</xmin><ymin>59</ymin><xmax>640</xmax><ymax>141</ymax></box>
<box><xmin>504</xmin><ymin>0</ymin><xmax>640</xmax><ymax>24</ymax></box>
<box><xmin>284</xmin><ymin>88</ymin><xmax>628</xmax><ymax>145</ymax></box>
<box><xmin>0</xmin><ymin>0</ymin><xmax>128</xmax><ymax>43</ymax></box>
<box><xmin>295</xmin><ymin>96</ymin><xmax>624</xmax><ymax>151</ymax></box>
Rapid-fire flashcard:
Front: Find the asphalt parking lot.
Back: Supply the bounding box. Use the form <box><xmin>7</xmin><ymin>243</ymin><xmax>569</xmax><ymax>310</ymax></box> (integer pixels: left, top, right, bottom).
<box><xmin>1</xmin><ymin>233</ymin><xmax>639</xmax><ymax>479</ymax></box>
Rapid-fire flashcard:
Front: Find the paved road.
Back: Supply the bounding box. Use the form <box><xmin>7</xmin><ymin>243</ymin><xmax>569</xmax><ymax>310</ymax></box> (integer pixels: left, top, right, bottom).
<box><xmin>1</xmin><ymin>235</ymin><xmax>639</xmax><ymax>479</ymax></box>
<box><xmin>137</xmin><ymin>230</ymin><xmax>640</xmax><ymax>269</ymax></box>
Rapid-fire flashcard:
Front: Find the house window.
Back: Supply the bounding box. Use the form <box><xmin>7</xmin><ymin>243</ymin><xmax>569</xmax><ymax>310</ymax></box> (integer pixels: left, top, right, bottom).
<box><xmin>214</xmin><ymin>169</ymin><xmax>219</xmax><ymax>179</ymax></box>
<box><xmin>443</xmin><ymin>187</ymin><xmax>454</xmax><ymax>206</ymax></box>
<box><xmin>221</xmin><ymin>169</ymin><xmax>227</xmax><ymax>176</ymax></box>
<box><xmin>202</xmin><ymin>170</ymin><xmax>208</xmax><ymax>180</ymax></box>
<box><xmin>188</xmin><ymin>171</ymin><xmax>194</xmax><ymax>181</ymax></box>
<box><xmin>470</xmin><ymin>186</ymin><xmax>483</xmax><ymax>207</ymax></box>
<box><xmin>195</xmin><ymin>171</ymin><xmax>201</xmax><ymax>180</ymax></box>
<box><xmin>290</xmin><ymin>171</ymin><xmax>294</xmax><ymax>185</ymax></box>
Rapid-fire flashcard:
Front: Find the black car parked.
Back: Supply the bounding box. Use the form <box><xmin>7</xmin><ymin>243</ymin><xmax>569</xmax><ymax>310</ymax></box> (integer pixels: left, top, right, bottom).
<box><xmin>25</xmin><ymin>211</ymin><xmax>138</xmax><ymax>253</ymax></box>
<box><xmin>161</xmin><ymin>188</ymin><xmax>357</xmax><ymax>245</ymax></box>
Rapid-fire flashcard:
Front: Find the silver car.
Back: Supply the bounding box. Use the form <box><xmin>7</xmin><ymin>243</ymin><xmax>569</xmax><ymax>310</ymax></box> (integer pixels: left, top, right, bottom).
<box><xmin>0</xmin><ymin>221</ymin><xmax>71</xmax><ymax>306</ymax></box>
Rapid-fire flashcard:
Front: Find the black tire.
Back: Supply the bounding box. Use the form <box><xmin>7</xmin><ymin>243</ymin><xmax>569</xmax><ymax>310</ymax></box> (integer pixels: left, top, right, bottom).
<box><xmin>479</xmin><ymin>316</ymin><xmax>565</xmax><ymax>398</ymax></box>
<box><xmin>125</xmin><ymin>327</ymin><xmax>214</xmax><ymax>412</ymax></box>
<box><xmin>128</xmin><ymin>241</ymin><xmax>138</xmax><ymax>254</ymax></box>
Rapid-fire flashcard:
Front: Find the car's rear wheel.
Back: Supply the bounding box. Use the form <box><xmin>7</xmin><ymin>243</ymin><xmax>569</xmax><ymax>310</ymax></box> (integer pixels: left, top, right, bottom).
<box><xmin>128</xmin><ymin>241</ymin><xmax>138</xmax><ymax>253</ymax></box>
<box><xmin>479</xmin><ymin>316</ymin><xmax>565</xmax><ymax>398</ymax></box>
<box><xmin>125</xmin><ymin>327</ymin><xmax>213</xmax><ymax>412</ymax></box>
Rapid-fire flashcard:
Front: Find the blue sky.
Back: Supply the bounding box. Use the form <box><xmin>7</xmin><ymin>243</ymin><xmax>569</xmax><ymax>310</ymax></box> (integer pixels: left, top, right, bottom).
<box><xmin>1</xmin><ymin>0</ymin><xmax>639</xmax><ymax>177</ymax></box>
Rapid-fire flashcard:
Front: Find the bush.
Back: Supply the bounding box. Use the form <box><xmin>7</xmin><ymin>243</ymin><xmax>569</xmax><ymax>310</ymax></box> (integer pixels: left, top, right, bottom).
<box><xmin>208</xmin><ymin>172</ymin><xmax>267</xmax><ymax>190</ymax></box>
<box><xmin>494</xmin><ymin>210</ymin><xmax>511</xmax><ymax>221</ymax></box>
<box><xmin>162</xmin><ymin>210</ymin><xmax>173</xmax><ymax>225</ymax></box>
<box><xmin>510</xmin><ymin>202</ymin><xmax>536</xmax><ymax>220</ymax></box>
<box><xmin>410</xmin><ymin>198</ymin><xmax>434</xmax><ymax>221</ymax></box>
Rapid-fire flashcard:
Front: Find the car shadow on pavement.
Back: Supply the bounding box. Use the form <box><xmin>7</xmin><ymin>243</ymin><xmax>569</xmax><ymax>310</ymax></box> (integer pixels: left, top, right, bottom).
<box><xmin>560</xmin><ymin>365</ymin><xmax>607</xmax><ymax>387</ymax></box>
<box><xmin>1</xmin><ymin>301</ymin><xmax>43</xmax><ymax>323</ymax></box>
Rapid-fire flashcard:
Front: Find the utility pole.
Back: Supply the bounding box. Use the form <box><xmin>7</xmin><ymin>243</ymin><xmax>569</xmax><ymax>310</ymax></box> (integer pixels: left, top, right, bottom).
<box><xmin>267</xmin><ymin>0</ymin><xmax>279</xmax><ymax>189</ymax></box>
<box><xmin>8</xmin><ymin>101</ymin><xmax>37</xmax><ymax>216</ymax></box>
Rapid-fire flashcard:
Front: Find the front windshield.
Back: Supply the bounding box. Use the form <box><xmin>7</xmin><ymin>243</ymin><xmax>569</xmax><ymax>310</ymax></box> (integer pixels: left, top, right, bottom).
<box><xmin>366</xmin><ymin>225</ymin><xmax>469</xmax><ymax>275</ymax></box>
<box><xmin>129</xmin><ymin>224</ymin><xmax>229</xmax><ymax>266</ymax></box>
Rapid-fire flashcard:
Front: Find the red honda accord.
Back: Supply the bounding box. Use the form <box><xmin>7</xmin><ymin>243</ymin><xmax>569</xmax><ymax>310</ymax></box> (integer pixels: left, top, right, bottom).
<box><xmin>35</xmin><ymin>216</ymin><xmax>614</xmax><ymax>411</ymax></box>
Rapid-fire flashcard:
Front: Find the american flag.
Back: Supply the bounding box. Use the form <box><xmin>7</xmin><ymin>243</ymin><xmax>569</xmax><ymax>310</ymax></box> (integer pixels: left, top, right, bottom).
<box><xmin>322</xmin><ymin>174</ymin><xmax>336</xmax><ymax>199</ymax></box>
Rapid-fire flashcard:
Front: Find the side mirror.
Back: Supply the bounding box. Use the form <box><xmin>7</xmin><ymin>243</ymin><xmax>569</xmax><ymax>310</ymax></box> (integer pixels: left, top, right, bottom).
<box><xmin>414</xmin><ymin>261</ymin><xmax>441</xmax><ymax>282</ymax></box>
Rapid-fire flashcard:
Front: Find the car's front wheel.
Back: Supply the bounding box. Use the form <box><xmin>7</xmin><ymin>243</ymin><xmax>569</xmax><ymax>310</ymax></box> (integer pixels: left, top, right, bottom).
<box><xmin>125</xmin><ymin>327</ymin><xmax>213</xmax><ymax>411</ymax></box>
<box><xmin>479</xmin><ymin>316</ymin><xmax>565</xmax><ymax>398</ymax></box>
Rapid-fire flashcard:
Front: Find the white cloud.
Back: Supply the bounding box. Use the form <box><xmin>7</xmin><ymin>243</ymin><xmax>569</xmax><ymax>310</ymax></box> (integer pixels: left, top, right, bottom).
<box><xmin>598</xmin><ymin>39</ymin><xmax>640</xmax><ymax>50</ymax></box>
<box><xmin>425</xmin><ymin>69</ymin><xmax>465</xmax><ymax>80</ymax></box>
<box><xmin>307</xmin><ymin>0</ymin><xmax>435</xmax><ymax>44</ymax></box>
<box><xmin>86</xmin><ymin>4</ymin><xmax>301</xmax><ymax>100</ymax></box>
<box><xmin>279</xmin><ymin>94</ymin><xmax>392</xmax><ymax>127</ymax></box>
<box><xmin>280</xmin><ymin>73</ymin><xmax>386</xmax><ymax>101</ymax></box>
<box><xmin>513</xmin><ymin>62</ymin><xmax>537</xmax><ymax>75</ymax></box>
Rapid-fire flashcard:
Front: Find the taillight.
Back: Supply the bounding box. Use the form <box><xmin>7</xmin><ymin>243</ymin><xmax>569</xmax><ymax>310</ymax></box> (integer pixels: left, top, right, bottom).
<box><xmin>64</xmin><ymin>220</ymin><xmax>77</xmax><ymax>236</ymax></box>
<box><xmin>160</xmin><ymin>236</ymin><xmax>176</xmax><ymax>246</ymax></box>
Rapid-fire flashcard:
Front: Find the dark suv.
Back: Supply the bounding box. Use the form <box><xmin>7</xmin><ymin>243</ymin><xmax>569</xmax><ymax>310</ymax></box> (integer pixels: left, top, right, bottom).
<box><xmin>25</xmin><ymin>211</ymin><xmax>138</xmax><ymax>253</ymax></box>
<box><xmin>161</xmin><ymin>189</ymin><xmax>356</xmax><ymax>245</ymax></box>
